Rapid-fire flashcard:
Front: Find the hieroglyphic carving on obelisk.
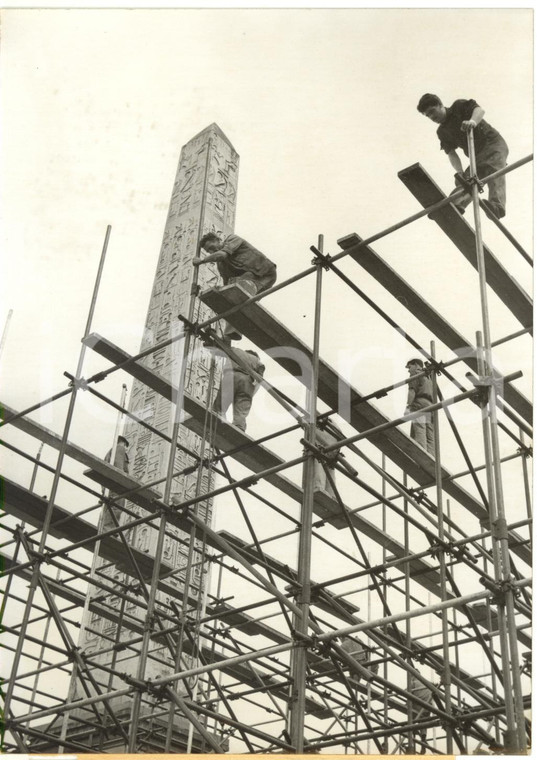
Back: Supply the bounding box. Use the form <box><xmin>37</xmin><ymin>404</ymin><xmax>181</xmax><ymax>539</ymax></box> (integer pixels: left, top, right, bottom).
<box><xmin>73</xmin><ymin>125</ymin><xmax>239</xmax><ymax>742</ymax></box>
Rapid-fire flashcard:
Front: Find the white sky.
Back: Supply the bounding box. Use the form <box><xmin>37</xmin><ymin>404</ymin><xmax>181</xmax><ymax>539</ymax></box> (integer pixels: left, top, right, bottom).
<box><xmin>1</xmin><ymin>5</ymin><xmax>533</xmax><ymax>465</ymax></box>
<box><xmin>0</xmin><ymin>7</ymin><xmax>533</xmax><ymax>748</ymax></box>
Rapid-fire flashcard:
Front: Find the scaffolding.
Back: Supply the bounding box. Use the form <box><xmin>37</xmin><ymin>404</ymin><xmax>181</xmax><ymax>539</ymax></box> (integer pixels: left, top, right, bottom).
<box><xmin>0</xmin><ymin>140</ymin><xmax>532</xmax><ymax>754</ymax></box>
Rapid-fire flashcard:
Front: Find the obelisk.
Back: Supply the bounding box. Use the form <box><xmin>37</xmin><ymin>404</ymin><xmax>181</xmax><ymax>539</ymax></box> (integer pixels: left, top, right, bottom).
<box><xmin>70</xmin><ymin>124</ymin><xmax>239</xmax><ymax>750</ymax></box>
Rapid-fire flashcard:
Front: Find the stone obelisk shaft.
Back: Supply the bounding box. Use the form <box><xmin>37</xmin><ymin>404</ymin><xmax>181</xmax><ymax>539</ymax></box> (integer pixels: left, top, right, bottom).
<box><xmin>72</xmin><ymin>124</ymin><xmax>239</xmax><ymax>749</ymax></box>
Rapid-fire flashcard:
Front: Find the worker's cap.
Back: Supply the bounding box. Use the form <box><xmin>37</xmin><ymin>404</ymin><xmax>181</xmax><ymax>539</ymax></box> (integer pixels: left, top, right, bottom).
<box><xmin>405</xmin><ymin>358</ymin><xmax>424</xmax><ymax>368</ymax></box>
<box><xmin>117</xmin><ymin>435</ymin><xmax>130</xmax><ymax>447</ymax></box>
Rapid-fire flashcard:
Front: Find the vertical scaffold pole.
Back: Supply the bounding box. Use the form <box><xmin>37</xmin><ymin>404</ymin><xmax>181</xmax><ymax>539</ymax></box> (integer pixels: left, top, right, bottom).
<box><xmin>60</xmin><ymin>375</ymin><xmax>128</xmax><ymax>748</ymax></box>
<box><xmin>289</xmin><ymin>235</ymin><xmax>324</xmax><ymax>752</ymax></box>
<box><xmin>403</xmin><ymin>472</ymin><xmax>413</xmax><ymax>754</ymax></box>
<box><xmin>381</xmin><ymin>454</ymin><xmax>389</xmax><ymax>755</ymax></box>
<box><xmin>2</xmin><ymin>225</ymin><xmax>111</xmax><ymax>739</ymax></box>
<box><xmin>467</xmin><ymin>127</ymin><xmax>526</xmax><ymax>752</ymax></box>
<box><xmin>430</xmin><ymin>340</ymin><xmax>453</xmax><ymax>753</ymax></box>
<box><xmin>475</xmin><ymin>332</ymin><xmax>517</xmax><ymax>747</ymax></box>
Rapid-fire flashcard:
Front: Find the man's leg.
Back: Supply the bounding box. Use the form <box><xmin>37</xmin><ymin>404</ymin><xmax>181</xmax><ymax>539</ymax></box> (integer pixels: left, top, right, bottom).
<box><xmin>232</xmin><ymin>275</ymin><xmax>258</xmax><ymax>296</ymax></box>
<box><xmin>213</xmin><ymin>372</ymin><xmax>234</xmax><ymax>419</ymax></box>
<box><xmin>450</xmin><ymin>169</ymin><xmax>472</xmax><ymax>214</ymax></box>
<box><xmin>232</xmin><ymin>375</ymin><xmax>255</xmax><ymax>431</ymax></box>
<box><xmin>410</xmin><ymin>416</ymin><xmax>428</xmax><ymax>450</ymax></box>
<box><xmin>232</xmin><ymin>392</ymin><xmax>253</xmax><ymax>431</ymax></box>
<box><xmin>426</xmin><ymin>419</ymin><xmax>435</xmax><ymax>455</ymax></box>
<box><xmin>477</xmin><ymin>141</ymin><xmax>509</xmax><ymax>218</ymax></box>
<box><xmin>256</xmin><ymin>266</ymin><xmax>277</xmax><ymax>293</ymax></box>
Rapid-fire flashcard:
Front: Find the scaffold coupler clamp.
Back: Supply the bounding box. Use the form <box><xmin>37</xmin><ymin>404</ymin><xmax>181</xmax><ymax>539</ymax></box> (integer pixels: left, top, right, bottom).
<box><xmin>466</xmin><ymin>372</ymin><xmax>493</xmax><ymax>406</ymax></box>
<box><xmin>521</xmin><ymin>651</ymin><xmax>532</xmax><ymax>676</ymax></box>
<box><xmin>429</xmin><ymin>539</ymin><xmax>448</xmax><ymax>560</ymax></box>
<box><xmin>517</xmin><ymin>442</ymin><xmax>533</xmax><ymax>458</ymax></box>
<box><xmin>300</xmin><ymin>436</ymin><xmax>320</xmax><ymax>460</ymax></box>
<box><xmin>64</xmin><ymin>371</ymin><xmax>89</xmax><ymax>391</ymax></box>
<box><xmin>309</xmin><ymin>244</ymin><xmax>333</xmax><ymax>270</ymax></box>
<box><xmin>177</xmin><ymin>313</ymin><xmax>199</xmax><ymax>337</ymax></box>
<box><xmin>425</xmin><ymin>359</ymin><xmax>444</xmax><ymax>376</ymax></box>
<box><xmin>292</xmin><ymin>629</ymin><xmax>316</xmax><ymax>650</ymax></box>
<box><xmin>124</xmin><ymin>672</ymin><xmax>148</xmax><ymax>692</ymax></box>
<box><xmin>146</xmin><ymin>678</ymin><xmax>168</xmax><ymax>701</ymax></box>
<box><xmin>480</xmin><ymin>573</ymin><xmax>518</xmax><ymax>606</ymax></box>
<box><xmin>454</xmin><ymin>171</ymin><xmax>484</xmax><ymax>195</ymax></box>
<box><xmin>408</xmin><ymin>486</ymin><xmax>425</xmax><ymax>504</ymax></box>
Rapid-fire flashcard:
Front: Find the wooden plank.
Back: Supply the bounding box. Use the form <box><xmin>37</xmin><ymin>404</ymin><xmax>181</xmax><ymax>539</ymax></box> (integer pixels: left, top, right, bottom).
<box><xmin>199</xmin><ymin>292</ymin><xmax>522</xmax><ymax>519</ymax></box>
<box><xmin>219</xmin><ymin>531</ymin><xmax>502</xmax><ymax>691</ymax></box>
<box><xmin>1</xmin><ymin>477</ymin><xmax>175</xmax><ymax>583</ymax></box>
<box><xmin>397</xmin><ymin>163</ymin><xmax>532</xmax><ymax>328</ymax></box>
<box><xmin>199</xmin><ymin>288</ymin><xmax>437</xmax><ymax>478</ymax></box>
<box><xmin>337</xmin><ymin>232</ymin><xmax>532</xmax><ymax>426</ymax></box>
<box><xmin>197</xmin><ymin>287</ymin><xmax>531</xmax><ymax>567</ymax></box>
<box><xmin>81</xmin><ymin>334</ymin><xmax>450</xmax><ymax>599</ymax></box>
<box><xmin>0</xmin><ymin>402</ymin><xmax>161</xmax><ymax>509</ymax></box>
<box><xmin>0</xmin><ymin>555</ymin><xmax>327</xmax><ymax>720</ymax></box>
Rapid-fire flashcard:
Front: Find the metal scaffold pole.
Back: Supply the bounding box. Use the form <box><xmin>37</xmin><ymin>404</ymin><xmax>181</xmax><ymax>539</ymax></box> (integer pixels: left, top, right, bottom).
<box><xmin>467</xmin><ymin>126</ymin><xmax>527</xmax><ymax>752</ymax></box>
<box><xmin>468</xmin><ymin>129</ymin><xmax>527</xmax><ymax>752</ymax></box>
<box><xmin>289</xmin><ymin>235</ymin><xmax>325</xmax><ymax>752</ymax></box>
<box><xmin>431</xmin><ymin>340</ymin><xmax>453</xmax><ymax>753</ymax></box>
<box><xmin>1</xmin><ymin>135</ymin><xmax>531</xmax><ymax>755</ymax></box>
<box><xmin>2</xmin><ymin>225</ymin><xmax>112</xmax><ymax>748</ymax></box>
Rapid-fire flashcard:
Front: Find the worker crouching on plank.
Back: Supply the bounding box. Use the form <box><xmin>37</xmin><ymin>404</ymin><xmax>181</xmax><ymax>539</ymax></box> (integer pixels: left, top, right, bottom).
<box><xmin>405</xmin><ymin>359</ymin><xmax>434</xmax><ymax>455</ymax></box>
<box><xmin>213</xmin><ymin>348</ymin><xmax>264</xmax><ymax>432</ymax></box>
<box><xmin>193</xmin><ymin>232</ymin><xmax>277</xmax><ymax>342</ymax></box>
<box><xmin>417</xmin><ymin>93</ymin><xmax>508</xmax><ymax>219</ymax></box>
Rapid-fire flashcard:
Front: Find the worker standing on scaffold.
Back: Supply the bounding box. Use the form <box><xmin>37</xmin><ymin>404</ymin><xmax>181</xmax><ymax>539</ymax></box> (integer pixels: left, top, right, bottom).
<box><xmin>101</xmin><ymin>435</ymin><xmax>130</xmax><ymax>527</ymax></box>
<box><xmin>417</xmin><ymin>94</ymin><xmax>509</xmax><ymax>218</ymax></box>
<box><xmin>213</xmin><ymin>348</ymin><xmax>265</xmax><ymax>432</ymax></box>
<box><xmin>405</xmin><ymin>359</ymin><xmax>434</xmax><ymax>455</ymax></box>
<box><xmin>193</xmin><ymin>232</ymin><xmax>277</xmax><ymax>342</ymax></box>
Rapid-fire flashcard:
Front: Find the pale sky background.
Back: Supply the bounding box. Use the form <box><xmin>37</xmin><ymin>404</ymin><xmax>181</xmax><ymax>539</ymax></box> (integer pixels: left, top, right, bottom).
<box><xmin>1</xmin><ymin>6</ymin><xmax>532</xmax><ymax>492</ymax></box>
<box><xmin>0</xmin><ymin>6</ymin><xmax>533</xmax><ymax>751</ymax></box>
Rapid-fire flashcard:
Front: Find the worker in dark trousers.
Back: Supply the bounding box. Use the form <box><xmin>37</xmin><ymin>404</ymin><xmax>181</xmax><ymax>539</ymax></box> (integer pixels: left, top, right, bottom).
<box><xmin>417</xmin><ymin>94</ymin><xmax>509</xmax><ymax>218</ymax></box>
<box><xmin>102</xmin><ymin>435</ymin><xmax>130</xmax><ymax>527</ymax></box>
<box><xmin>193</xmin><ymin>232</ymin><xmax>277</xmax><ymax>341</ymax></box>
<box><xmin>405</xmin><ymin>359</ymin><xmax>434</xmax><ymax>455</ymax></box>
<box><xmin>213</xmin><ymin>348</ymin><xmax>264</xmax><ymax>432</ymax></box>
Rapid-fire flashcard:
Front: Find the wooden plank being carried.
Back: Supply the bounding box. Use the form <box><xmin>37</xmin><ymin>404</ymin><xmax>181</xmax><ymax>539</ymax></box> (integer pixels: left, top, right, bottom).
<box><xmin>397</xmin><ymin>163</ymin><xmax>532</xmax><ymax>329</ymax></box>
<box><xmin>198</xmin><ymin>286</ymin><xmax>531</xmax><ymax>569</ymax></box>
<box><xmin>337</xmin><ymin>232</ymin><xmax>532</xmax><ymax>426</ymax></box>
<box><xmin>81</xmin><ymin>333</ymin><xmax>449</xmax><ymax>599</ymax></box>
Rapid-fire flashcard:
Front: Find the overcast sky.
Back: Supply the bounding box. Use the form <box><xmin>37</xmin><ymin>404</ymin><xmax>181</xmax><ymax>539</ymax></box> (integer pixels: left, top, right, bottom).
<box><xmin>1</xmin><ymin>6</ymin><xmax>532</xmax><ymax>465</ymax></box>
<box><xmin>0</xmin><ymin>6</ymin><xmax>533</xmax><ymax>746</ymax></box>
